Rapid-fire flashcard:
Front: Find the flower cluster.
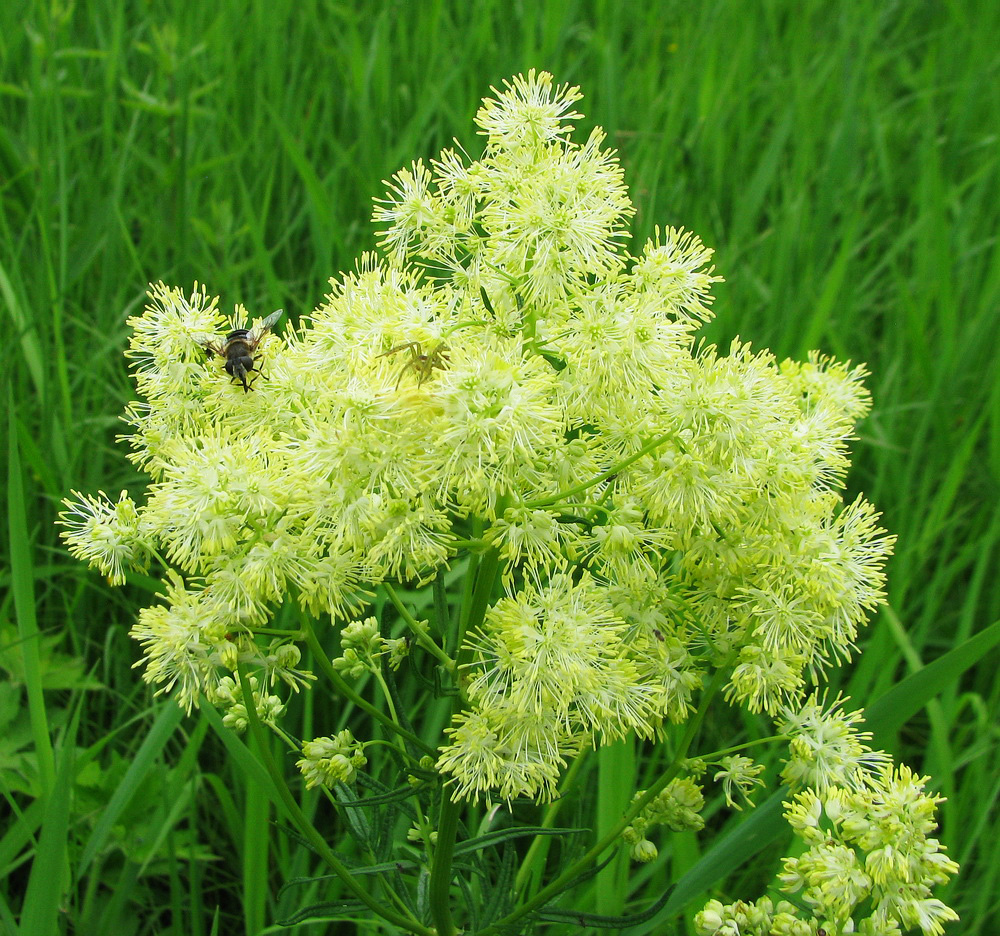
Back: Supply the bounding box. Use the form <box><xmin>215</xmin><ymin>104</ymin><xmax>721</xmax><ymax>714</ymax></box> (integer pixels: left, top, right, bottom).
<box><xmin>61</xmin><ymin>72</ymin><xmax>893</xmax><ymax>806</ymax></box>
<box><xmin>696</xmin><ymin>704</ymin><xmax>958</xmax><ymax>935</ymax></box>
<box><xmin>780</xmin><ymin>693</ymin><xmax>891</xmax><ymax>792</ymax></box>
<box><xmin>59</xmin><ymin>489</ymin><xmax>150</xmax><ymax>585</ymax></box>
<box><xmin>712</xmin><ymin>755</ymin><xmax>766</xmax><ymax>810</ymax></box>
<box><xmin>696</xmin><ymin>765</ymin><xmax>959</xmax><ymax>936</ymax></box>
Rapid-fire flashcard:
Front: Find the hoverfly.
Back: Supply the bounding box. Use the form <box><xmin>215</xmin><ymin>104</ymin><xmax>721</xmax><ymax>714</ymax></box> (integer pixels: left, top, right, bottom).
<box><xmin>195</xmin><ymin>309</ymin><xmax>283</xmax><ymax>392</ymax></box>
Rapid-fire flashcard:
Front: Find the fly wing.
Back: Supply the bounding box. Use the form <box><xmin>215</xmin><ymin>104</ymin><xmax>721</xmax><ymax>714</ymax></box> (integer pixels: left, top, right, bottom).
<box><xmin>193</xmin><ymin>333</ymin><xmax>225</xmax><ymax>356</ymax></box>
<box><xmin>259</xmin><ymin>308</ymin><xmax>283</xmax><ymax>332</ymax></box>
<box><xmin>246</xmin><ymin>309</ymin><xmax>284</xmax><ymax>348</ymax></box>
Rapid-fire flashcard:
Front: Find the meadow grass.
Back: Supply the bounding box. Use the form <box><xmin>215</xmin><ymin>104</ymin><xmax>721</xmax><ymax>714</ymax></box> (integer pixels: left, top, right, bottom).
<box><xmin>2</xmin><ymin>1</ymin><xmax>998</xmax><ymax>933</ymax></box>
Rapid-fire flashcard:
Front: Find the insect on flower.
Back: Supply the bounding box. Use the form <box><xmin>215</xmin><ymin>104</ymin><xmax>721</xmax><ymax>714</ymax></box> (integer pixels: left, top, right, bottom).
<box><xmin>379</xmin><ymin>340</ymin><xmax>449</xmax><ymax>389</ymax></box>
<box><xmin>195</xmin><ymin>309</ymin><xmax>283</xmax><ymax>391</ymax></box>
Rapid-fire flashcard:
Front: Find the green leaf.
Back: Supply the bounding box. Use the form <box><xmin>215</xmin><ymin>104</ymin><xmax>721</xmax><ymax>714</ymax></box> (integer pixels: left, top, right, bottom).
<box><xmin>477</xmin><ymin>842</ymin><xmax>518</xmax><ymax>929</ymax></box>
<box><xmin>539</xmin><ymin>883</ymin><xmax>674</xmax><ymax>927</ymax></box>
<box><xmin>201</xmin><ymin>703</ymin><xmax>288</xmax><ymax>813</ymax></box>
<box><xmin>19</xmin><ymin>701</ymin><xmax>82</xmax><ymax>936</ymax></box>
<box><xmin>8</xmin><ymin>406</ymin><xmax>54</xmax><ymax>793</ymax></box>
<box><xmin>276</xmin><ymin>900</ymin><xmax>368</xmax><ymax>926</ymax></box>
<box><xmin>864</xmin><ymin>617</ymin><xmax>1000</xmax><ymax>740</ymax></box>
<box><xmin>333</xmin><ymin>780</ymin><xmax>416</xmax><ymax>808</ymax></box>
<box><xmin>454</xmin><ymin>825</ymin><xmax>587</xmax><ymax>857</ymax></box>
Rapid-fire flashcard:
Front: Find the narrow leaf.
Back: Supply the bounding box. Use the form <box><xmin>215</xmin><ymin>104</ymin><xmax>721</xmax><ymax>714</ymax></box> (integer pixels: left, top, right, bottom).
<box><xmin>454</xmin><ymin>826</ymin><xmax>587</xmax><ymax>856</ymax></box>
<box><xmin>277</xmin><ymin>900</ymin><xmax>368</xmax><ymax>926</ymax></box>
<box><xmin>864</xmin><ymin>618</ymin><xmax>1000</xmax><ymax>739</ymax></box>
<box><xmin>19</xmin><ymin>702</ymin><xmax>82</xmax><ymax>936</ymax></box>
<box><xmin>540</xmin><ymin>884</ymin><xmax>675</xmax><ymax>927</ymax></box>
<box><xmin>478</xmin><ymin>844</ymin><xmax>518</xmax><ymax>928</ymax></box>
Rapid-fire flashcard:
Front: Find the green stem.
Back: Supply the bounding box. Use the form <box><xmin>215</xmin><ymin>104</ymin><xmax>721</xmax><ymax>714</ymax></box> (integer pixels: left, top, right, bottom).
<box><xmin>383</xmin><ymin>581</ymin><xmax>457</xmax><ymax>672</ymax></box>
<box><xmin>371</xmin><ymin>667</ymin><xmax>401</xmax><ymax>725</ymax></box>
<box><xmin>235</xmin><ymin>663</ymin><xmax>435</xmax><ymax>936</ymax></box>
<box><xmin>525</xmin><ymin>430</ymin><xmax>677</xmax><ymax>508</ymax></box>
<box><xmin>446</xmin><ymin>536</ymin><xmax>488</xmax><ymax>551</ymax></box>
<box><xmin>696</xmin><ymin>734</ymin><xmax>788</xmax><ymax>763</ymax></box>
<box><xmin>434</xmin><ymin>572</ymin><xmax>456</xmax><ymax>657</ymax></box>
<box><xmin>302</xmin><ymin>614</ymin><xmax>435</xmax><ymax>757</ymax></box>
<box><xmin>456</xmin><ymin>524</ymin><xmax>484</xmax><ymax>650</ymax></box>
<box><xmin>249</xmin><ymin>627</ymin><xmax>304</xmax><ymax>638</ymax></box>
<box><xmin>428</xmin><ymin>792</ymin><xmax>462</xmax><ymax>936</ymax></box>
<box><xmin>456</xmin><ymin>544</ymin><xmax>502</xmax><ymax>663</ymax></box>
<box><xmin>550</xmin><ymin>501</ymin><xmax>614</xmax><ymax>520</ymax></box>
<box><xmin>428</xmin><ymin>538</ymin><xmax>504</xmax><ymax>935</ymax></box>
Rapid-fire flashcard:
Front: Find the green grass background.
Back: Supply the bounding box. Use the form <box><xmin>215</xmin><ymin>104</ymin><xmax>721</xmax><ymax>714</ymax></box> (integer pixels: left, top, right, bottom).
<box><xmin>2</xmin><ymin>1</ymin><xmax>998</xmax><ymax>933</ymax></box>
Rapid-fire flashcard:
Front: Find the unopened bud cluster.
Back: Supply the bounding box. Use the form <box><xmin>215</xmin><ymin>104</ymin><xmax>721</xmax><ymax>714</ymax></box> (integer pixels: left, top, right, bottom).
<box><xmin>297</xmin><ymin>730</ymin><xmax>368</xmax><ymax>788</ymax></box>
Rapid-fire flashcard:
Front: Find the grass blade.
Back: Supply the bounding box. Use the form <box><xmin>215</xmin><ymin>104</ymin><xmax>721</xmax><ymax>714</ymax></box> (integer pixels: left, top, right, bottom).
<box><xmin>8</xmin><ymin>403</ymin><xmax>55</xmax><ymax>793</ymax></box>
<box><xmin>18</xmin><ymin>700</ymin><xmax>82</xmax><ymax>936</ymax></box>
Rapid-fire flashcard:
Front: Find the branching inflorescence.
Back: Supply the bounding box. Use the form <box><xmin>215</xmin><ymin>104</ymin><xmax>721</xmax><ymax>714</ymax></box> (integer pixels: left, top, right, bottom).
<box><xmin>60</xmin><ymin>71</ymin><xmax>956</xmax><ymax>935</ymax></box>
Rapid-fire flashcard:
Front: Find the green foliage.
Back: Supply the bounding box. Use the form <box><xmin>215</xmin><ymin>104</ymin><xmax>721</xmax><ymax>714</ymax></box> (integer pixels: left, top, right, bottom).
<box><xmin>2</xmin><ymin>1</ymin><xmax>998</xmax><ymax>934</ymax></box>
